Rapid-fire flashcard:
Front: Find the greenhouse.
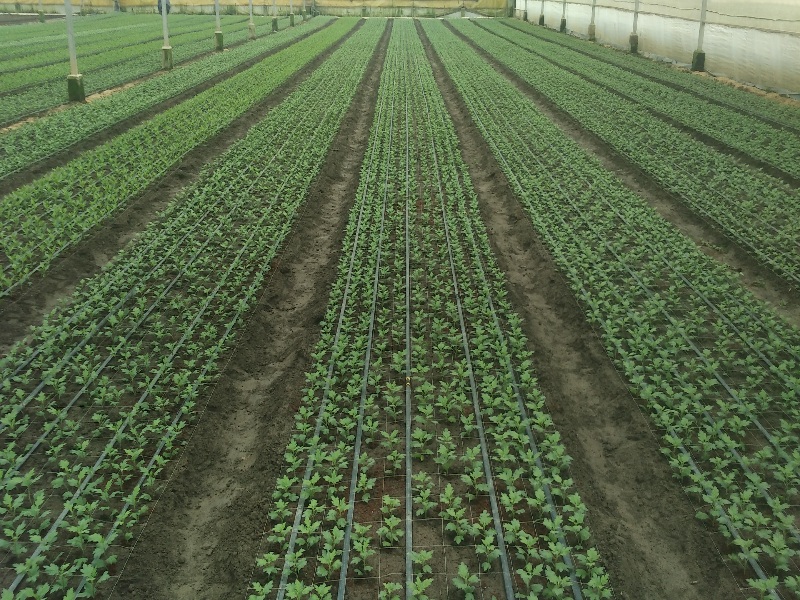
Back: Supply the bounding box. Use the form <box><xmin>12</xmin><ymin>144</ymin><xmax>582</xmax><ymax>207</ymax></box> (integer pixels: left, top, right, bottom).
<box><xmin>0</xmin><ymin>1</ymin><xmax>798</xmax><ymax>598</ymax></box>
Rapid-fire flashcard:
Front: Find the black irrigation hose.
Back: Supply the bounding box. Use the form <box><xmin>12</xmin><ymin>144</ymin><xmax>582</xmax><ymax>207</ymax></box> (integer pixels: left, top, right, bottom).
<box><xmin>274</xmin><ymin>37</ymin><xmax>391</xmax><ymax>597</ymax></box>
<box><xmin>335</xmin><ymin>78</ymin><xmax>393</xmax><ymax>600</ymax></box>
<box><xmin>455</xmin><ymin>54</ymin><xmax>790</xmax><ymax>590</ymax></box>
<box><xmin>403</xmin><ymin>45</ymin><xmax>414</xmax><ymax>600</ymax></box>
<box><xmin>0</xmin><ymin>95</ymin><xmax>327</xmax><ymax>445</ymax></box>
<box><xmin>413</xmin><ymin>40</ymin><xmax>515</xmax><ymax>600</ymax></box>
<box><xmin>497</xmin><ymin>19</ymin><xmax>800</xmax><ymax>138</ymax></box>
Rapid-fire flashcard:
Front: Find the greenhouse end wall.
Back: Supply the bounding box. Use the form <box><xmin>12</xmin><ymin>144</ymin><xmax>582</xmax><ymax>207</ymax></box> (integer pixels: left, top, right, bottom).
<box><xmin>516</xmin><ymin>0</ymin><xmax>800</xmax><ymax>95</ymax></box>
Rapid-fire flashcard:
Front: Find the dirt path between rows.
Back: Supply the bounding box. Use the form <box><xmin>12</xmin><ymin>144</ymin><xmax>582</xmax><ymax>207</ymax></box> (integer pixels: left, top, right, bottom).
<box><xmin>419</xmin><ymin>20</ymin><xmax>744</xmax><ymax>600</ymax></box>
<box><xmin>0</xmin><ymin>20</ymin><xmax>359</xmax><ymax>358</ymax></box>
<box><xmin>0</xmin><ymin>19</ymin><xmax>331</xmax><ymax>196</ymax></box>
<box><xmin>445</xmin><ymin>21</ymin><xmax>800</xmax><ymax>330</ymax></box>
<box><xmin>106</xmin><ymin>20</ymin><xmax>391</xmax><ymax>600</ymax></box>
<box><xmin>474</xmin><ymin>20</ymin><xmax>800</xmax><ymax>190</ymax></box>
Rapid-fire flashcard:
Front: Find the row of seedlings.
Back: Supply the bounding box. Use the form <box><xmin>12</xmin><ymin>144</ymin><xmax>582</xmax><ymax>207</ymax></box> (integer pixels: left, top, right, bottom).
<box><xmin>478</xmin><ymin>20</ymin><xmax>800</xmax><ymax>180</ymax></box>
<box><xmin>0</xmin><ymin>19</ymin><xmax>386</xmax><ymax>599</ymax></box>
<box><xmin>501</xmin><ymin>19</ymin><xmax>800</xmax><ymax>133</ymax></box>
<box><xmin>423</xmin><ymin>19</ymin><xmax>800</xmax><ymax>599</ymax></box>
<box><xmin>450</xmin><ymin>20</ymin><xmax>800</xmax><ymax>287</ymax></box>
<box><xmin>248</xmin><ymin>18</ymin><xmax>611</xmax><ymax>600</ymax></box>
<box><xmin>0</xmin><ymin>15</ymin><xmax>309</xmax><ymax>181</ymax></box>
<box><xmin>0</xmin><ymin>15</ymin><xmax>257</xmax><ymax>125</ymax></box>
<box><xmin>0</xmin><ymin>18</ymin><xmax>358</xmax><ymax>297</ymax></box>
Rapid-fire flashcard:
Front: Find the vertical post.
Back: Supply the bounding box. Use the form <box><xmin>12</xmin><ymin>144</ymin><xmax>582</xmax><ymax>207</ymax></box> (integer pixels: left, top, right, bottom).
<box><xmin>64</xmin><ymin>0</ymin><xmax>85</xmax><ymax>101</ymax></box>
<box><xmin>559</xmin><ymin>0</ymin><xmax>566</xmax><ymax>32</ymax></box>
<box><xmin>302</xmin><ymin>0</ymin><xmax>306</xmax><ymax>21</ymax></box>
<box><xmin>588</xmin><ymin>0</ymin><xmax>597</xmax><ymax>40</ymax></box>
<box><xmin>272</xmin><ymin>0</ymin><xmax>277</xmax><ymax>31</ymax></box>
<box><xmin>161</xmin><ymin>0</ymin><xmax>173</xmax><ymax>69</ymax></box>
<box><xmin>214</xmin><ymin>0</ymin><xmax>223</xmax><ymax>50</ymax></box>
<box><xmin>538</xmin><ymin>0</ymin><xmax>544</xmax><ymax>25</ymax></box>
<box><xmin>289</xmin><ymin>0</ymin><xmax>294</xmax><ymax>25</ymax></box>
<box><xmin>692</xmin><ymin>0</ymin><xmax>708</xmax><ymax>70</ymax></box>
<box><xmin>629</xmin><ymin>0</ymin><xmax>640</xmax><ymax>53</ymax></box>
<box><xmin>248</xmin><ymin>0</ymin><xmax>256</xmax><ymax>38</ymax></box>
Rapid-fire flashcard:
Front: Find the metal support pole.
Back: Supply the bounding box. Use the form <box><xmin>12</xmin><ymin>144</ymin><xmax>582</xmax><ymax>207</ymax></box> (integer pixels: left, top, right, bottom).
<box><xmin>272</xmin><ymin>0</ymin><xmax>278</xmax><ymax>31</ymax></box>
<box><xmin>214</xmin><ymin>0</ymin><xmax>223</xmax><ymax>50</ymax></box>
<box><xmin>64</xmin><ymin>0</ymin><xmax>85</xmax><ymax>101</ymax></box>
<box><xmin>538</xmin><ymin>0</ymin><xmax>544</xmax><ymax>25</ymax></box>
<box><xmin>289</xmin><ymin>0</ymin><xmax>294</xmax><ymax>24</ymax></box>
<box><xmin>692</xmin><ymin>0</ymin><xmax>708</xmax><ymax>70</ymax></box>
<box><xmin>629</xmin><ymin>0</ymin><xmax>640</xmax><ymax>53</ymax></box>
<box><xmin>248</xmin><ymin>0</ymin><xmax>256</xmax><ymax>38</ymax></box>
<box><xmin>161</xmin><ymin>0</ymin><xmax>173</xmax><ymax>69</ymax></box>
<box><xmin>559</xmin><ymin>0</ymin><xmax>566</xmax><ymax>32</ymax></box>
<box><xmin>588</xmin><ymin>0</ymin><xmax>597</xmax><ymax>40</ymax></box>
<box><xmin>302</xmin><ymin>0</ymin><xmax>306</xmax><ymax>21</ymax></box>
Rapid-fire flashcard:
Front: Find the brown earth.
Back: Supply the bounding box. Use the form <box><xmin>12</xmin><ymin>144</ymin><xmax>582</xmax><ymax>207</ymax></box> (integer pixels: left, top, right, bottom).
<box><xmin>0</xmin><ymin>19</ymin><xmax>356</xmax><ymax>358</ymax></box>
<box><xmin>445</xmin><ymin>20</ymin><xmax>800</xmax><ymax>330</ymax></box>
<box><xmin>420</xmin><ymin>19</ymin><xmax>745</xmax><ymax>600</ymax></box>
<box><xmin>0</xmin><ymin>18</ymin><xmax>333</xmax><ymax>195</ymax></box>
<box><xmin>104</xmin><ymin>19</ymin><xmax>391</xmax><ymax>600</ymax></box>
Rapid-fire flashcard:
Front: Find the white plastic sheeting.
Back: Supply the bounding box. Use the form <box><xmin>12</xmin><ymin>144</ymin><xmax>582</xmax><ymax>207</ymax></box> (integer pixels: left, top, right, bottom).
<box><xmin>516</xmin><ymin>0</ymin><xmax>800</xmax><ymax>94</ymax></box>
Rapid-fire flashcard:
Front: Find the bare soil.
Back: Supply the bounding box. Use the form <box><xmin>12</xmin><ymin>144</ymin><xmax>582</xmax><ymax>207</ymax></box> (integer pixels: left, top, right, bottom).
<box><xmin>477</xmin><ymin>21</ymin><xmax>800</xmax><ymax>191</ymax></box>
<box><xmin>445</xmin><ymin>20</ymin><xmax>800</xmax><ymax>330</ymax></box>
<box><xmin>0</xmin><ymin>20</ymin><xmax>359</xmax><ymax>357</ymax></box>
<box><xmin>0</xmin><ymin>18</ymin><xmax>334</xmax><ymax>195</ymax></box>
<box><xmin>104</xmin><ymin>19</ymin><xmax>390</xmax><ymax>600</ymax></box>
<box><xmin>421</xmin><ymin>20</ymin><xmax>745</xmax><ymax>600</ymax></box>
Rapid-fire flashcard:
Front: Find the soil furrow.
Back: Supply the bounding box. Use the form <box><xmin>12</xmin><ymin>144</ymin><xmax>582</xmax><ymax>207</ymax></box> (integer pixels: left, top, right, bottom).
<box><xmin>444</xmin><ymin>21</ymin><xmax>800</xmax><ymax>329</ymax></box>
<box><xmin>419</xmin><ymin>19</ymin><xmax>744</xmax><ymax>600</ymax></box>
<box><xmin>475</xmin><ymin>20</ymin><xmax>800</xmax><ymax>189</ymax></box>
<box><xmin>497</xmin><ymin>19</ymin><xmax>800</xmax><ymax>137</ymax></box>
<box><xmin>106</xmin><ymin>19</ymin><xmax>391</xmax><ymax>600</ymax></box>
<box><xmin>0</xmin><ymin>18</ymin><xmax>330</xmax><ymax>196</ymax></box>
<box><xmin>0</xmin><ymin>20</ymin><xmax>362</xmax><ymax>357</ymax></box>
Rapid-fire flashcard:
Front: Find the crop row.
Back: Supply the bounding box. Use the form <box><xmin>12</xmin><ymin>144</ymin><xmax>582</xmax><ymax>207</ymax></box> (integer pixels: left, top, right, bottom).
<box><xmin>479</xmin><ymin>20</ymin><xmax>800</xmax><ymax>180</ymax></box>
<box><xmin>451</xmin><ymin>20</ymin><xmax>800</xmax><ymax>286</ymax></box>
<box><xmin>248</xmin><ymin>19</ymin><xmax>610</xmax><ymax>600</ymax></box>
<box><xmin>0</xmin><ymin>15</ymin><xmax>258</xmax><ymax>126</ymax></box>
<box><xmin>424</xmin><ymin>19</ymin><xmax>800</xmax><ymax>599</ymax></box>
<box><xmin>0</xmin><ymin>15</ymin><xmax>310</xmax><ymax>182</ymax></box>
<box><xmin>502</xmin><ymin>19</ymin><xmax>800</xmax><ymax>134</ymax></box>
<box><xmin>0</xmin><ymin>15</ymin><xmax>226</xmax><ymax>83</ymax></box>
<box><xmin>0</xmin><ymin>18</ymin><xmax>356</xmax><ymax>298</ymax></box>
<box><xmin>1</xmin><ymin>13</ymin><xmax>148</xmax><ymax>49</ymax></box>
<box><xmin>0</xmin><ymin>18</ymin><xmax>383</xmax><ymax>599</ymax></box>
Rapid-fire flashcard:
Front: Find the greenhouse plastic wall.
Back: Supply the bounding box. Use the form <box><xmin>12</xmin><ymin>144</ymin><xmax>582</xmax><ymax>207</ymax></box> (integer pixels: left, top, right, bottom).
<box><xmin>516</xmin><ymin>0</ymin><xmax>800</xmax><ymax>95</ymax></box>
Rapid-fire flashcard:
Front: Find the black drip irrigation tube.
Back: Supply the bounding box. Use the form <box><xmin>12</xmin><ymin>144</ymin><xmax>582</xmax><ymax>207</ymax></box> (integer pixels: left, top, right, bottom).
<box><xmin>335</xmin><ymin>84</ymin><xmax>394</xmax><ymax>600</ymax></box>
<box><xmin>273</xmin><ymin>62</ymin><xmax>391</xmax><ymax>600</ymax></box>
<box><xmin>412</xmin><ymin>47</ymin><xmax>516</xmax><ymax>600</ymax></box>
<box><xmin>465</xmin><ymin>78</ymin><xmax>786</xmax><ymax>596</ymax></box>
